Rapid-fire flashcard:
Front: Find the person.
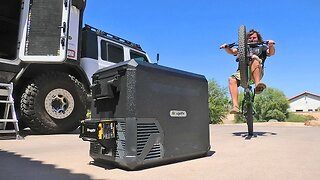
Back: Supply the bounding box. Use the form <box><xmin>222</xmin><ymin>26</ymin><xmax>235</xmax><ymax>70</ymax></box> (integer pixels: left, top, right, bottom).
<box><xmin>220</xmin><ymin>29</ymin><xmax>275</xmax><ymax>114</ymax></box>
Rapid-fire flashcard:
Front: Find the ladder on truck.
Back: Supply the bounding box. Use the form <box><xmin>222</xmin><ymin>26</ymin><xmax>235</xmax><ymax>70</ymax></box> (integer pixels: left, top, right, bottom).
<box><xmin>0</xmin><ymin>83</ymin><xmax>22</xmax><ymax>139</ymax></box>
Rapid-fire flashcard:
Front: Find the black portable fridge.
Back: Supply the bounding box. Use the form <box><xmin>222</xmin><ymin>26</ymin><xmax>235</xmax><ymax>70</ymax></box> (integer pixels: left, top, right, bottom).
<box><xmin>80</xmin><ymin>59</ymin><xmax>210</xmax><ymax>170</ymax></box>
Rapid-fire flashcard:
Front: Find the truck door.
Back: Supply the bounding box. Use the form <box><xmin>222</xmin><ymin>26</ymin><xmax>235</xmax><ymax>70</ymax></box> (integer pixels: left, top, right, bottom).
<box><xmin>19</xmin><ymin>0</ymin><xmax>71</xmax><ymax>62</ymax></box>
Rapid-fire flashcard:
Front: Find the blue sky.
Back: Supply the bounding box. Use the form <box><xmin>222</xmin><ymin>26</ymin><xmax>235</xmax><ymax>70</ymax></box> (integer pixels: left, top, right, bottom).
<box><xmin>84</xmin><ymin>0</ymin><xmax>320</xmax><ymax>98</ymax></box>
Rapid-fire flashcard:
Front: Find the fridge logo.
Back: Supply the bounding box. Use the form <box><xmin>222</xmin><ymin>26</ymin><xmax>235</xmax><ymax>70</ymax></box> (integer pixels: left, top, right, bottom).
<box><xmin>86</xmin><ymin>128</ymin><xmax>96</xmax><ymax>133</ymax></box>
<box><xmin>170</xmin><ymin>110</ymin><xmax>187</xmax><ymax>117</ymax></box>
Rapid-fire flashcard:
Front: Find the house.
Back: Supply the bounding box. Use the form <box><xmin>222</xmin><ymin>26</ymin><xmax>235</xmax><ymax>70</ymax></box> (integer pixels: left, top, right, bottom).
<box><xmin>288</xmin><ymin>92</ymin><xmax>320</xmax><ymax>112</ymax></box>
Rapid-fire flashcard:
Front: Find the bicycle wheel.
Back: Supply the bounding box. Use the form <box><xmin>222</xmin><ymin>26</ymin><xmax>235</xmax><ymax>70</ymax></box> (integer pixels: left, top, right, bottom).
<box><xmin>238</xmin><ymin>25</ymin><xmax>249</xmax><ymax>88</ymax></box>
<box><xmin>245</xmin><ymin>102</ymin><xmax>254</xmax><ymax>136</ymax></box>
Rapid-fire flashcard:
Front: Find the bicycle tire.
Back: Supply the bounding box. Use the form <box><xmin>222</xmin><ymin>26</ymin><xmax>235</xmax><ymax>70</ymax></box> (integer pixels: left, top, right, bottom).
<box><xmin>246</xmin><ymin>103</ymin><xmax>254</xmax><ymax>136</ymax></box>
<box><xmin>238</xmin><ymin>25</ymin><xmax>249</xmax><ymax>88</ymax></box>
<box><xmin>242</xmin><ymin>91</ymin><xmax>254</xmax><ymax>136</ymax></box>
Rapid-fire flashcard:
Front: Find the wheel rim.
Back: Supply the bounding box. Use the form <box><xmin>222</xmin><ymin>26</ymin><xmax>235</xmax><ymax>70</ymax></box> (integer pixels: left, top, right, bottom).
<box><xmin>44</xmin><ymin>89</ymin><xmax>75</xmax><ymax>119</ymax></box>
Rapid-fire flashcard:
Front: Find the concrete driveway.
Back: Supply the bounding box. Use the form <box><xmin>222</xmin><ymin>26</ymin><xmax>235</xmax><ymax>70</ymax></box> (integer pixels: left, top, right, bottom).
<box><xmin>1</xmin><ymin>123</ymin><xmax>320</xmax><ymax>180</ymax></box>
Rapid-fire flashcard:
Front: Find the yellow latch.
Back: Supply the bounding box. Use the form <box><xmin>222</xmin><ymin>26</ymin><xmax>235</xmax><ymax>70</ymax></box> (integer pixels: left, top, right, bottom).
<box><xmin>98</xmin><ymin>123</ymin><xmax>103</xmax><ymax>139</ymax></box>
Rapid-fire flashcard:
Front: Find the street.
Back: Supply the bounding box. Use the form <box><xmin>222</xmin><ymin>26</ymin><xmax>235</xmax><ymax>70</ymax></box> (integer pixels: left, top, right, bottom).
<box><xmin>1</xmin><ymin>123</ymin><xmax>320</xmax><ymax>180</ymax></box>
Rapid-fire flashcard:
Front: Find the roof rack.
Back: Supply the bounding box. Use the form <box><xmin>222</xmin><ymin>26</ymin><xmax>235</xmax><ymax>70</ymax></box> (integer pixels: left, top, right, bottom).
<box><xmin>84</xmin><ymin>24</ymin><xmax>144</xmax><ymax>51</ymax></box>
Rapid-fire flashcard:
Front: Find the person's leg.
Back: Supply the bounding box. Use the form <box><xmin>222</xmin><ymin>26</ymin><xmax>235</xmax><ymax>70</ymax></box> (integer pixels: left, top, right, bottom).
<box><xmin>229</xmin><ymin>76</ymin><xmax>239</xmax><ymax>113</ymax></box>
<box><xmin>251</xmin><ymin>56</ymin><xmax>266</xmax><ymax>94</ymax></box>
<box><xmin>251</xmin><ymin>59</ymin><xmax>262</xmax><ymax>86</ymax></box>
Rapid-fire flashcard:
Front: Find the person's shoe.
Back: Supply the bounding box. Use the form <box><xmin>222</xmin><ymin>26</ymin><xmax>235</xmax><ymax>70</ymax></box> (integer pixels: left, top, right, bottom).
<box><xmin>230</xmin><ymin>106</ymin><xmax>240</xmax><ymax>114</ymax></box>
<box><xmin>255</xmin><ymin>82</ymin><xmax>267</xmax><ymax>94</ymax></box>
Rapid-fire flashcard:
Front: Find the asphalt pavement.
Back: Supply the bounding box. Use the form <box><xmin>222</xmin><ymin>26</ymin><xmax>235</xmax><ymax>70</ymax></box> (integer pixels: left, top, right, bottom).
<box><xmin>1</xmin><ymin>123</ymin><xmax>320</xmax><ymax>180</ymax></box>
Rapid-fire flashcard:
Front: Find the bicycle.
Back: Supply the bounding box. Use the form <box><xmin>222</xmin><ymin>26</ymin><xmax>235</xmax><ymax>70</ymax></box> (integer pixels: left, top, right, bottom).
<box><xmin>221</xmin><ymin>25</ymin><xmax>273</xmax><ymax>136</ymax></box>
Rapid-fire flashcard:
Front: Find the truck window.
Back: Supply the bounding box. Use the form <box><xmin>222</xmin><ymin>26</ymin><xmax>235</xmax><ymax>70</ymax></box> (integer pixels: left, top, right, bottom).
<box><xmin>101</xmin><ymin>40</ymin><xmax>124</xmax><ymax>63</ymax></box>
<box><xmin>130</xmin><ymin>50</ymin><xmax>148</xmax><ymax>62</ymax></box>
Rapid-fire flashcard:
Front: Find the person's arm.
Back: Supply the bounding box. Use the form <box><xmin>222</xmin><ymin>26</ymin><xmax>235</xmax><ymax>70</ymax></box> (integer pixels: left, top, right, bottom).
<box><xmin>267</xmin><ymin>40</ymin><xmax>275</xmax><ymax>56</ymax></box>
<box><xmin>220</xmin><ymin>44</ymin><xmax>237</xmax><ymax>55</ymax></box>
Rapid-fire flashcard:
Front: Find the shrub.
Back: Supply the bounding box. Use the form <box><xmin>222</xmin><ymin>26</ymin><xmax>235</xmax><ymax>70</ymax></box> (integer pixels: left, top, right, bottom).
<box><xmin>286</xmin><ymin>113</ymin><xmax>315</xmax><ymax>122</ymax></box>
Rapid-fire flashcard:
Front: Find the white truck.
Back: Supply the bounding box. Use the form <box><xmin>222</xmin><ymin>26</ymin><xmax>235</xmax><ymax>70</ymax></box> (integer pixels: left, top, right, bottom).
<box><xmin>0</xmin><ymin>0</ymin><xmax>151</xmax><ymax>133</ymax></box>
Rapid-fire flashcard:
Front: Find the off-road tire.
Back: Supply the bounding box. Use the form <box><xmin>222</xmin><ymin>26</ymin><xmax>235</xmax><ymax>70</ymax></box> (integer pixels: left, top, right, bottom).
<box><xmin>238</xmin><ymin>25</ymin><xmax>249</xmax><ymax>88</ymax></box>
<box><xmin>245</xmin><ymin>103</ymin><xmax>254</xmax><ymax>136</ymax></box>
<box><xmin>21</xmin><ymin>72</ymin><xmax>87</xmax><ymax>134</ymax></box>
<box><xmin>13</xmin><ymin>85</ymin><xmax>29</xmax><ymax>130</ymax></box>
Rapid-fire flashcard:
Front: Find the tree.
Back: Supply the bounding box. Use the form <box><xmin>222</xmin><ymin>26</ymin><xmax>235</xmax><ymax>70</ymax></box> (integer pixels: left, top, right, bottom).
<box><xmin>254</xmin><ymin>88</ymin><xmax>289</xmax><ymax>121</ymax></box>
<box><xmin>208</xmin><ymin>79</ymin><xmax>229</xmax><ymax>124</ymax></box>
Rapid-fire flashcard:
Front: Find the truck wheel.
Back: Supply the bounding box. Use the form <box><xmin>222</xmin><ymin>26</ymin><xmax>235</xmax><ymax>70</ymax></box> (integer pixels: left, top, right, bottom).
<box><xmin>21</xmin><ymin>72</ymin><xmax>87</xmax><ymax>134</ymax></box>
<box><xmin>13</xmin><ymin>87</ymin><xmax>29</xmax><ymax>130</ymax></box>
